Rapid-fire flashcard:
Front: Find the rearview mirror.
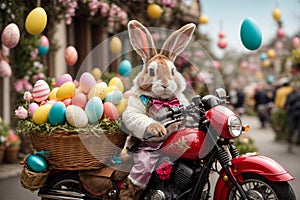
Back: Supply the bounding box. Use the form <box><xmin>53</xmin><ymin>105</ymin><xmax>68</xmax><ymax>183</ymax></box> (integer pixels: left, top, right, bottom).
<box><xmin>215</xmin><ymin>88</ymin><xmax>227</xmax><ymax>99</ymax></box>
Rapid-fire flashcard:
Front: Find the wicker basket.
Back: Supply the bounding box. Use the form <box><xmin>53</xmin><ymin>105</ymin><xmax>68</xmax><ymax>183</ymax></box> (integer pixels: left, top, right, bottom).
<box><xmin>30</xmin><ymin>130</ymin><xmax>127</xmax><ymax>170</ymax></box>
<box><xmin>20</xmin><ymin>166</ymin><xmax>50</xmax><ymax>191</ymax></box>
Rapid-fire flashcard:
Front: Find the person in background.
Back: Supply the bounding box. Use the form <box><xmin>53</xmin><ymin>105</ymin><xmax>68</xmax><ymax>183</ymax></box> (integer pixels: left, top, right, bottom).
<box><xmin>274</xmin><ymin>77</ymin><xmax>293</xmax><ymax>109</ymax></box>
<box><xmin>233</xmin><ymin>87</ymin><xmax>246</xmax><ymax>116</ymax></box>
<box><xmin>285</xmin><ymin>81</ymin><xmax>300</xmax><ymax>153</ymax></box>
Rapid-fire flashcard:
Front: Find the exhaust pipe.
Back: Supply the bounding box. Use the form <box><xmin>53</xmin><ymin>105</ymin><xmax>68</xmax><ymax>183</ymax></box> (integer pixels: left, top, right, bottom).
<box><xmin>38</xmin><ymin>189</ymin><xmax>85</xmax><ymax>200</ymax></box>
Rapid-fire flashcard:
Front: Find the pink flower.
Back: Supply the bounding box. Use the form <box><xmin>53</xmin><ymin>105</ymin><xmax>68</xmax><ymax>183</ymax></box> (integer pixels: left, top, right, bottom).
<box><xmin>99</xmin><ymin>2</ymin><xmax>109</xmax><ymax>17</ymax></box>
<box><xmin>31</xmin><ymin>48</ymin><xmax>38</xmax><ymax>59</ymax></box>
<box><xmin>15</xmin><ymin>106</ymin><xmax>28</xmax><ymax>119</ymax></box>
<box><xmin>13</xmin><ymin>80</ymin><xmax>24</xmax><ymax>92</ymax></box>
<box><xmin>23</xmin><ymin>91</ymin><xmax>33</xmax><ymax>101</ymax></box>
<box><xmin>156</xmin><ymin>161</ymin><xmax>173</xmax><ymax>180</ymax></box>
<box><xmin>23</xmin><ymin>80</ymin><xmax>33</xmax><ymax>91</ymax></box>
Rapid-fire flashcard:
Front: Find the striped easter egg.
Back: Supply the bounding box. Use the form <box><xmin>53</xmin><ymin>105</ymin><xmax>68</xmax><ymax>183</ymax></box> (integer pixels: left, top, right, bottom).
<box><xmin>32</xmin><ymin>80</ymin><xmax>50</xmax><ymax>102</ymax></box>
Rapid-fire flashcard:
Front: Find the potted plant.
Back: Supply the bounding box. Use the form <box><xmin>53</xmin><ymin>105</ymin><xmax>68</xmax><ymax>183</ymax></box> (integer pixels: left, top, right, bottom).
<box><xmin>0</xmin><ymin>117</ymin><xmax>9</xmax><ymax>164</ymax></box>
<box><xmin>4</xmin><ymin>129</ymin><xmax>21</xmax><ymax>163</ymax></box>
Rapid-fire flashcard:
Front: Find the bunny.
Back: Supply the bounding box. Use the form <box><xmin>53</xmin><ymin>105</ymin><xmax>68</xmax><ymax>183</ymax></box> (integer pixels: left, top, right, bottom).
<box><xmin>120</xmin><ymin>20</ymin><xmax>195</xmax><ymax>200</ymax></box>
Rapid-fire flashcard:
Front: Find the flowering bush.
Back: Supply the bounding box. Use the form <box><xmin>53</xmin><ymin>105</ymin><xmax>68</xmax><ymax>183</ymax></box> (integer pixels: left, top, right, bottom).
<box><xmin>156</xmin><ymin>160</ymin><xmax>173</xmax><ymax>180</ymax></box>
<box><xmin>0</xmin><ymin>117</ymin><xmax>9</xmax><ymax>146</ymax></box>
<box><xmin>5</xmin><ymin>130</ymin><xmax>21</xmax><ymax>148</ymax></box>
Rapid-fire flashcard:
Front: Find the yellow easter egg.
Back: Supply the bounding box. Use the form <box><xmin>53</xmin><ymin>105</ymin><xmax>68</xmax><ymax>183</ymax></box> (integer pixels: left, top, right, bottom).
<box><xmin>147</xmin><ymin>3</ymin><xmax>163</xmax><ymax>19</ymax></box>
<box><xmin>92</xmin><ymin>68</ymin><xmax>102</xmax><ymax>79</ymax></box>
<box><xmin>116</xmin><ymin>98</ymin><xmax>128</xmax><ymax>114</ymax></box>
<box><xmin>199</xmin><ymin>14</ymin><xmax>208</xmax><ymax>24</ymax></box>
<box><xmin>25</xmin><ymin>7</ymin><xmax>47</xmax><ymax>35</ymax></box>
<box><xmin>267</xmin><ymin>49</ymin><xmax>276</xmax><ymax>59</ymax></box>
<box><xmin>110</xmin><ymin>36</ymin><xmax>122</xmax><ymax>54</ymax></box>
<box><xmin>88</xmin><ymin>82</ymin><xmax>107</xmax><ymax>100</ymax></box>
<box><xmin>32</xmin><ymin>104</ymin><xmax>52</xmax><ymax>125</ymax></box>
<box><xmin>108</xmin><ymin>77</ymin><xmax>124</xmax><ymax>93</ymax></box>
<box><xmin>56</xmin><ymin>82</ymin><xmax>76</xmax><ymax>101</ymax></box>
<box><xmin>49</xmin><ymin>87</ymin><xmax>59</xmax><ymax>100</ymax></box>
<box><xmin>272</xmin><ymin>8</ymin><xmax>281</xmax><ymax>21</ymax></box>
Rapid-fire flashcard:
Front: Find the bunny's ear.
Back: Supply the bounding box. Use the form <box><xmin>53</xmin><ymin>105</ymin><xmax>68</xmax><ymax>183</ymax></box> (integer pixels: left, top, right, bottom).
<box><xmin>128</xmin><ymin>20</ymin><xmax>157</xmax><ymax>63</ymax></box>
<box><xmin>160</xmin><ymin>23</ymin><xmax>196</xmax><ymax>62</ymax></box>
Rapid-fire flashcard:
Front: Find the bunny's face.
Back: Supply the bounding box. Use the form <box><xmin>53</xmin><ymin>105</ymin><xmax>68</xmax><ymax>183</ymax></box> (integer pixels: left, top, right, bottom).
<box><xmin>128</xmin><ymin>20</ymin><xmax>195</xmax><ymax>99</ymax></box>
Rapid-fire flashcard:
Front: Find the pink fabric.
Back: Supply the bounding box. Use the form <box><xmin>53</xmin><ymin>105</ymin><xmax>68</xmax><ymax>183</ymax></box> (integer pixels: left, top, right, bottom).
<box><xmin>152</xmin><ymin>98</ymin><xmax>180</xmax><ymax>111</ymax></box>
<box><xmin>129</xmin><ymin>142</ymin><xmax>163</xmax><ymax>185</ymax></box>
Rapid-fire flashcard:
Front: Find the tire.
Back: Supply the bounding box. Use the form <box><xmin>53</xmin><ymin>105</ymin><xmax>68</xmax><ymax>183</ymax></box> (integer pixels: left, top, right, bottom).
<box><xmin>227</xmin><ymin>173</ymin><xmax>296</xmax><ymax>200</ymax></box>
<box><xmin>40</xmin><ymin>171</ymin><xmax>82</xmax><ymax>200</ymax></box>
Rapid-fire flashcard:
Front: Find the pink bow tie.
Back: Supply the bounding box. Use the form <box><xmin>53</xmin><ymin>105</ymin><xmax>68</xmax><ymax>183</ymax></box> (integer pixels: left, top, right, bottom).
<box><xmin>152</xmin><ymin>98</ymin><xmax>180</xmax><ymax>111</ymax></box>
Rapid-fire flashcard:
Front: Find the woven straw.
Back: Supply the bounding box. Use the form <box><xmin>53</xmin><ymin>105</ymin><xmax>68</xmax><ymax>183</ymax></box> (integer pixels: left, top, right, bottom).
<box><xmin>20</xmin><ymin>166</ymin><xmax>50</xmax><ymax>191</ymax></box>
<box><xmin>30</xmin><ymin>130</ymin><xmax>127</xmax><ymax>170</ymax></box>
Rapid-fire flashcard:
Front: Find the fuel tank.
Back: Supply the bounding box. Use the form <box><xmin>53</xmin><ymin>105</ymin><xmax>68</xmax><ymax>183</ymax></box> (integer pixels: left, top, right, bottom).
<box><xmin>161</xmin><ymin>128</ymin><xmax>212</xmax><ymax>159</ymax></box>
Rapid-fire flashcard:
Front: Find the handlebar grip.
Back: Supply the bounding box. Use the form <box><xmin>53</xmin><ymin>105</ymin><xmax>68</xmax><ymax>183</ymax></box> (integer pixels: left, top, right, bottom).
<box><xmin>156</xmin><ymin>106</ymin><xmax>183</xmax><ymax>121</ymax></box>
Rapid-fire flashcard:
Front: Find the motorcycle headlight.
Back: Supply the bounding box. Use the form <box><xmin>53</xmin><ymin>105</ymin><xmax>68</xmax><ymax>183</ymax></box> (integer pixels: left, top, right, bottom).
<box><xmin>228</xmin><ymin>115</ymin><xmax>242</xmax><ymax>137</ymax></box>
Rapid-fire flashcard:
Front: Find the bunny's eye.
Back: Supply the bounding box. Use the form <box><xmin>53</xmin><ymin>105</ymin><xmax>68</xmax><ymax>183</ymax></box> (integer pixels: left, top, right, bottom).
<box><xmin>171</xmin><ymin>68</ymin><xmax>175</xmax><ymax>76</ymax></box>
<box><xmin>149</xmin><ymin>68</ymin><xmax>155</xmax><ymax>76</ymax></box>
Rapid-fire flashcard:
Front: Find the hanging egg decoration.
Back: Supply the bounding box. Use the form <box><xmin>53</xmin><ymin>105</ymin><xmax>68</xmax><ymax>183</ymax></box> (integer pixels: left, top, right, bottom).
<box><xmin>267</xmin><ymin>49</ymin><xmax>276</xmax><ymax>59</ymax></box>
<box><xmin>118</xmin><ymin>60</ymin><xmax>132</xmax><ymax>77</ymax></box>
<box><xmin>260</xmin><ymin>52</ymin><xmax>267</xmax><ymax>61</ymax></box>
<box><xmin>240</xmin><ymin>17</ymin><xmax>262</xmax><ymax>50</ymax></box>
<box><xmin>217</xmin><ymin>38</ymin><xmax>227</xmax><ymax>49</ymax></box>
<box><xmin>1</xmin><ymin>23</ymin><xmax>20</xmax><ymax>48</ymax></box>
<box><xmin>0</xmin><ymin>59</ymin><xmax>12</xmax><ymax>78</ymax></box>
<box><xmin>276</xmin><ymin>27</ymin><xmax>285</xmax><ymax>39</ymax></box>
<box><xmin>262</xmin><ymin>59</ymin><xmax>271</xmax><ymax>67</ymax></box>
<box><xmin>109</xmin><ymin>36</ymin><xmax>122</xmax><ymax>54</ymax></box>
<box><xmin>65</xmin><ymin>46</ymin><xmax>78</xmax><ymax>66</ymax></box>
<box><xmin>199</xmin><ymin>14</ymin><xmax>208</xmax><ymax>24</ymax></box>
<box><xmin>25</xmin><ymin>7</ymin><xmax>47</xmax><ymax>35</ymax></box>
<box><xmin>147</xmin><ymin>3</ymin><xmax>163</xmax><ymax>19</ymax></box>
<box><xmin>38</xmin><ymin>35</ymin><xmax>50</xmax><ymax>56</ymax></box>
<box><xmin>272</xmin><ymin>7</ymin><xmax>281</xmax><ymax>21</ymax></box>
<box><xmin>240</xmin><ymin>61</ymin><xmax>248</xmax><ymax>69</ymax></box>
<box><xmin>292</xmin><ymin>36</ymin><xmax>300</xmax><ymax>49</ymax></box>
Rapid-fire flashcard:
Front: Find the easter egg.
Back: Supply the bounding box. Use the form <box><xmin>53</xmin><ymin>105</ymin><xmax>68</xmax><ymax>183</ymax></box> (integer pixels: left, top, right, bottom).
<box><xmin>0</xmin><ymin>60</ymin><xmax>12</xmax><ymax>78</ymax></box>
<box><xmin>272</xmin><ymin>8</ymin><xmax>281</xmax><ymax>21</ymax></box>
<box><xmin>66</xmin><ymin>105</ymin><xmax>88</xmax><ymax>128</ymax></box>
<box><xmin>104</xmin><ymin>90</ymin><xmax>123</xmax><ymax>105</ymax></box>
<box><xmin>56</xmin><ymin>82</ymin><xmax>76</xmax><ymax>101</ymax></box>
<box><xmin>217</xmin><ymin>38</ymin><xmax>227</xmax><ymax>49</ymax></box>
<box><xmin>292</xmin><ymin>37</ymin><xmax>300</xmax><ymax>49</ymax></box>
<box><xmin>72</xmin><ymin>93</ymin><xmax>87</xmax><ymax>109</ymax></box>
<box><xmin>103</xmin><ymin>102</ymin><xmax>119</xmax><ymax>121</ymax></box>
<box><xmin>49</xmin><ymin>87</ymin><xmax>59</xmax><ymax>100</ymax></box>
<box><xmin>1</xmin><ymin>23</ymin><xmax>20</xmax><ymax>48</ymax></box>
<box><xmin>25</xmin><ymin>7</ymin><xmax>47</xmax><ymax>35</ymax></box>
<box><xmin>105</xmin><ymin>86</ymin><xmax>118</xmax><ymax>95</ymax></box>
<box><xmin>240</xmin><ymin>17</ymin><xmax>262</xmax><ymax>51</ymax></box>
<box><xmin>88</xmin><ymin>82</ymin><xmax>107</xmax><ymax>100</ymax></box>
<box><xmin>147</xmin><ymin>3</ymin><xmax>163</xmax><ymax>19</ymax></box>
<box><xmin>48</xmin><ymin>102</ymin><xmax>66</xmax><ymax>125</ymax></box>
<box><xmin>65</xmin><ymin>46</ymin><xmax>78</xmax><ymax>66</ymax></box>
<box><xmin>92</xmin><ymin>68</ymin><xmax>102</xmax><ymax>79</ymax></box>
<box><xmin>28</xmin><ymin>102</ymin><xmax>39</xmax><ymax>116</ymax></box>
<box><xmin>32</xmin><ymin>80</ymin><xmax>50</xmax><ymax>102</ymax></box>
<box><xmin>85</xmin><ymin>97</ymin><xmax>104</xmax><ymax>123</ymax></box>
<box><xmin>38</xmin><ymin>35</ymin><xmax>49</xmax><ymax>56</ymax></box>
<box><xmin>108</xmin><ymin>77</ymin><xmax>124</xmax><ymax>93</ymax></box>
<box><xmin>119</xmin><ymin>60</ymin><xmax>132</xmax><ymax>76</ymax></box>
<box><xmin>33</xmin><ymin>104</ymin><xmax>52</xmax><ymax>125</ymax></box>
<box><xmin>260</xmin><ymin>52</ymin><xmax>267</xmax><ymax>61</ymax></box>
<box><xmin>267</xmin><ymin>49</ymin><xmax>276</xmax><ymax>59</ymax></box>
<box><xmin>199</xmin><ymin>14</ymin><xmax>208</xmax><ymax>24</ymax></box>
<box><xmin>26</xmin><ymin>154</ymin><xmax>47</xmax><ymax>172</ymax></box>
<box><xmin>63</xmin><ymin>98</ymin><xmax>72</xmax><ymax>107</ymax></box>
<box><xmin>80</xmin><ymin>72</ymin><xmax>96</xmax><ymax>94</ymax></box>
<box><xmin>276</xmin><ymin>27</ymin><xmax>285</xmax><ymax>39</ymax></box>
<box><xmin>116</xmin><ymin>98</ymin><xmax>128</xmax><ymax>114</ymax></box>
<box><xmin>56</xmin><ymin>73</ymin><xmax>73</xmax><ymax>87</ymax></box>
<box><xmin>109</xmin><ymin>36</ymin><xmax>122</xmax><ymax>54</ymax></box>
<box><xmin>46</xmin><ymin>100</ymin><xmax>57</xmax><ymax>105</ymax></box>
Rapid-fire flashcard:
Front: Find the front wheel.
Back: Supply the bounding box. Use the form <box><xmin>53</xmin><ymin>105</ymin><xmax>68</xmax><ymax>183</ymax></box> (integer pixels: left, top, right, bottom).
<box><xmin>227</xmin><ymin>173</ymin><xmax>295</xmax><ymax>200</ymax></box>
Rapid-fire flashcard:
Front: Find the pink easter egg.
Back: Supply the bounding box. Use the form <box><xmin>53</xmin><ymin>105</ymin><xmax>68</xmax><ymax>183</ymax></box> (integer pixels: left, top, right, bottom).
<box><xmin>79</xmin><ymin>72</ymin><xmax>96</xmax><ymax>94</ymax></box>
<box><xmin>218</xmin><ymin>38</ymin><xmax>227</xmax><ymax>49</ymax></box>
<box><xmin>276</xmin><ymin>27</ymin><xmax>285</xmax><ymax>39</ymax></box>
<box><xmin>103</xmin><ymin>102</ymin><xmax>119</xmax><ymax>121</ymax></box>
<box><xmin>218</xmin><ymin>30</ymin><xmax>226</xmax><ymax>39</ymax></box>
<box><xmin>46</xmin><ymin>100</ymin><xmax>57</xmax><ymax>105</ymax></box>
<box><xmin>65</xmin><ymin>46</ymin><xmax>78</xmax><ymax>66</ymax></box>
<box><xmin>1</xmin><ymin>23</ymin><xmax>20</xmax><ymax>48</ymax></box>
<box><xmin>0</xmin><ymin>60</ymin><xmax>12</xmax><ymax>78</ymax></box>
<box><xmin>63</xmin><ymin>98</ymin><xmax>72</xmax><ymax>107</ymax></box>
<box><xmin>32</xmin><ymin>80</ymin><xmax>50</xmax><ymax>102</ymax></box>
<box><xmin>40</xmin><ymin>35</ymin><xmax>49</xmax><ymax>46</ymax></box>
<box><xmin>72</xmin><ymin>93</ymin><xmax>87</xmax><ymax>109</ymax></box>
<box><xmin>56</xmin><ymin>73</ymin><xmax>73</xmax><ymax>87</ymax></box>
<box><xmin>28</xmin><ymin>102</ymin><xmax>39</xmax><ymax>115</ymax></box>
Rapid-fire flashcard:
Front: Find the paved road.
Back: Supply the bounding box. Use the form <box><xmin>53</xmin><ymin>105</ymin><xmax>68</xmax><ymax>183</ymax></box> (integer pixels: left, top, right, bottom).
<box><xmin>241</xmin><ymin>115</ymin><xmax>300</xmax><ymax>199</ymax></box>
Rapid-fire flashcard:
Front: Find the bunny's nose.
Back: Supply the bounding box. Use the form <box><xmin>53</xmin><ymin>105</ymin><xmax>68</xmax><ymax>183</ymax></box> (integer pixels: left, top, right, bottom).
<box><xmin>161</xmin><ymin>84</ymin><xmax>169</xmax><ymax>89</ymax></box>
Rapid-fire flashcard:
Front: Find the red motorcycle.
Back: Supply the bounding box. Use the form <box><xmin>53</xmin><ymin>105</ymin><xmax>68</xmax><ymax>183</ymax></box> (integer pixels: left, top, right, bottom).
<box><xmin>35</xmin><ymin>89</ymin><xmax>295</xmax><ymax>200</ymax></box>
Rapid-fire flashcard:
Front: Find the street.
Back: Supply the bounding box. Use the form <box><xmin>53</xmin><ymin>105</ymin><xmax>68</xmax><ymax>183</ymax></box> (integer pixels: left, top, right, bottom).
<box><xmin>0</xmin><ymin>115</ymin><xmax>299</xmax><ymax>200</ymax></box>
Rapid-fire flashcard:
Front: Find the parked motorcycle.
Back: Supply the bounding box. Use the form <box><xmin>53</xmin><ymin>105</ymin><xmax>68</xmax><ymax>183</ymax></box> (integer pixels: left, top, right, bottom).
<box><xmin>29</xmin><ymin>88</ymin><xmax>295</xmax><ymax>200</ymax></box>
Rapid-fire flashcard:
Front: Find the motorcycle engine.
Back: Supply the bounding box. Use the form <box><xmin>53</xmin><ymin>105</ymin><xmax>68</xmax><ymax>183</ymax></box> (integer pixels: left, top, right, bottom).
<box><xmin>147</xmin><ymin>160</ymin><xmax>199</xmax><ymax>199</ymax></box>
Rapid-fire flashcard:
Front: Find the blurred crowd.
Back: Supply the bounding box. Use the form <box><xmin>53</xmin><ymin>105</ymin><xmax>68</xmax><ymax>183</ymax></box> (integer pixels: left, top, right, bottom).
<box><xmin>228</xmin><ymin>77</ymin><xmax>300</xmax><ymax>153</ymax></box>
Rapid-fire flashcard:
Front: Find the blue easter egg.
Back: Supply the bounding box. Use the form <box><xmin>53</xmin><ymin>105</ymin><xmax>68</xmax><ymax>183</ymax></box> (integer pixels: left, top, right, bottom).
<box><xmin>104</xmin><ymin>90</ymin><xmax>123</xmax><ymax>105</ymax></box>
<box><xmin>38</xmin><ymin>45</ymin><xmax>49</xmax><ymax>56</ymax></box>
<box><xmin>48</xmin><ymin>101</ymin><xmax>66</xmax><ymax>125</ymax></box>
<box><xmin>240</xmin><ymin>17</ymin><xmax>262</xmax><ymax>50</ymax></box>
<box><xmin>260</xmin><ymin>52</ymin><xmax>267</xmax><ymax>61</ymax></box>
<box><xmin>26</xmin><ymin>154</ymin><xmax>47</xmax><ymax>172</ymax></box>
<box><xmin>118</xmin><ymin>60</ymin><xmax>132</xmax><ymax>76</ymax></box>
<box><xmin>85</xmin><ymin>97</ymin><xmax>103</xmax><ymax>123</ymax></box>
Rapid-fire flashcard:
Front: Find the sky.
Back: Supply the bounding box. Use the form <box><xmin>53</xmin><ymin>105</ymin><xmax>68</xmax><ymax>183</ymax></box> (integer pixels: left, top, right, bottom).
<box><xmin>200</xmin><ymin>0</ymin><xmax>300</xmax><ymax>56</ymax></box>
